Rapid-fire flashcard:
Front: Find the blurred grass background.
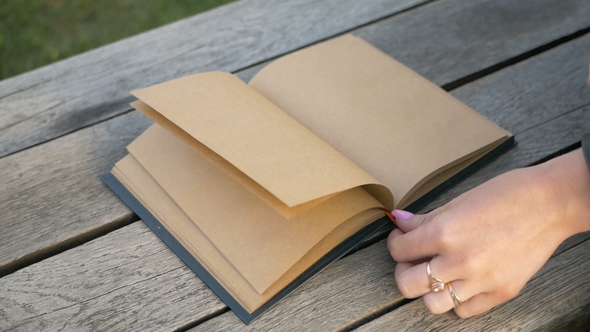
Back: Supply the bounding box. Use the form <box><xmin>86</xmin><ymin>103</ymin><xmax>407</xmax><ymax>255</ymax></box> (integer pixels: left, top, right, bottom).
<box><xmin>0</xmin><ymin>0</ymin><xmax>235</xmax><ymax>80</ymax></box>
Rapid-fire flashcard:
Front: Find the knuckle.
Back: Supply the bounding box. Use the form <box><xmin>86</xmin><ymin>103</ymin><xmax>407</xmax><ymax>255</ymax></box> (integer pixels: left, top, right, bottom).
<box><xmin>505</xmin><ymin>283</ymin><xmax>522</xmax><ymax>299</ymax></box>
<box><xmin>486</xmin><ymin>265</ymin><xmax>503</xmax><ymax>282</ymax></box>
<box><xmin>430</xmin><ymin>224</ymin><xmax>452</xmax><ymax>252</ymax></box>
<box><xmin>387</xmin><ymin>236</ymin><xmax>401</xmax><ymax>261</ymax></box>
<box><xmin>434</xmin><ymin>226</ymin><xmax>453</xmax><ymax>252</ymax></box>
<box><xmin>498</xmin><ymin>283</ymin><xmax>520</xmax><ymax>300</ymax></box>
<box><xmin>460</xmin><ymin>257</ymin><xmax>479</xmax><ymax>277</ymax></box>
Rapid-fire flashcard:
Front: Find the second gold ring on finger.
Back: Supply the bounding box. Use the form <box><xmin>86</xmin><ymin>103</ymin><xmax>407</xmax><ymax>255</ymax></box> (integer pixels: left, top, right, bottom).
<box><xmin>447</xmin><ymin>282</ymin><xmax>463</xmax><ymax>307</ymax></box>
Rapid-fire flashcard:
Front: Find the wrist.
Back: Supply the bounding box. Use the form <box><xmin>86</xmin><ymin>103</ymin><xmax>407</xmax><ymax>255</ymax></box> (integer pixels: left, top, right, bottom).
<box><xmin>536</xmin><ymin>149</ymin><xmax>590</xmax><ymax>237</ymax></box>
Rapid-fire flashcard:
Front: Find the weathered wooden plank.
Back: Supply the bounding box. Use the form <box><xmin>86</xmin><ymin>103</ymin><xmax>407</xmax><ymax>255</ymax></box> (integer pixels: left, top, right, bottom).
<box><xmin>2</xmin><ymin>0</ymin><xmax>590</xmax><ymax>277</ymax></box>
<box><xmin>358</xmin><ymin>0</ymin><xmax>590</xmax><ymax>89</ymax></box>
<box><xmin>0</xmin><ymin>222</ymin><xmax>226</xmax><ymax>331</ymax></box>
<box><xmin>3</xmin><ymin>0</ymin><xmax>590</xmax><ymax>160</ymax></box>
<box><xmin>0</xmin><ymin>112</ymin><xmax>151</xmax><ymax>275</ymax></box>
<box><xmin>0</xmin><ymin>0</ymin><xmax>430</xmax><ymax>158</ymax></box>
<box><xmin>355</xmin><ymin>236</ymin><xmax>590</xmax><ymax>332</ymax></box>
<box><xmin>1</xmin><ymin>196</ymin><xmax>587</xmax><ymax>332</ymax></box>
<box><xmin>354</xmin><ymin>0</ymin><xmax>590</xmax><ymax>89</ymax></box>
<box><xmin>2</xmin><ymin>36</ymin><xmax>589</xmax><ymax>330</ymax></box>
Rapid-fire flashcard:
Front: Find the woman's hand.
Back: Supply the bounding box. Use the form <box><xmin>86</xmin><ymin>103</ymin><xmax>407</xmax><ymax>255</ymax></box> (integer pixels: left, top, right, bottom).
<box><xmin>387</xmin><ymin>149</ymin><xmax>590</xmax><ymax>318</ymax></box>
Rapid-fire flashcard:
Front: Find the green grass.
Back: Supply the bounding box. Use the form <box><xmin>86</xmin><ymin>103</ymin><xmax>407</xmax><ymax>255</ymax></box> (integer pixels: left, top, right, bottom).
<box><xmin>0</xmin><ymin>0</ymin><xmax>235</xmax><ymax>80</ymax></box>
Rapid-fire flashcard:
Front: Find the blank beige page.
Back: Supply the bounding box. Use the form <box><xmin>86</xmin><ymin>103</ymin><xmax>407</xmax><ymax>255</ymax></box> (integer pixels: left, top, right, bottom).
<box><xmin>249</xmin><ymin>35</ymin><xmax>510</xmax><ymax>207</ymax></box>
<box><xmin>130</xmin><ymin>100</ymin><xmax>337</xmax><ymax>220</ymax></box>
<box><xmin>113</xmin><ymin>154</ymin><xmax>383</xmax><ymax>312</ymax></box>
<box><xmin>126</xmin><ymin>124</ymin><xmax>384</xmax><ymax>295</ymax></box>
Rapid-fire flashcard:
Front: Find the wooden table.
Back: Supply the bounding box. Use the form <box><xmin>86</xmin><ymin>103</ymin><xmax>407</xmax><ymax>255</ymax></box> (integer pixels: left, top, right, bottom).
<box><xmin>1</xmin><ymin>0</ymin><xmax>590</xmax><ymax>330</ymax></box>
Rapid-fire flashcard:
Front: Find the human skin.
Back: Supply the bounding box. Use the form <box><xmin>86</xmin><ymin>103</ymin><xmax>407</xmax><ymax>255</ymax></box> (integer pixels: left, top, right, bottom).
<box><xmin>387</xmin><ymin>62</ymin><xmax>590</xmax><ymax>318</ymax></box>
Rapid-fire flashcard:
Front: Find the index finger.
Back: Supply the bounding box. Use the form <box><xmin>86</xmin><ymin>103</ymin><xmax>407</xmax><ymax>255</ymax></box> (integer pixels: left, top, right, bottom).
<box><xmin>387</xmin><ymin>221</ymin><xmax>440</xmax><ymax>262</ymax></box>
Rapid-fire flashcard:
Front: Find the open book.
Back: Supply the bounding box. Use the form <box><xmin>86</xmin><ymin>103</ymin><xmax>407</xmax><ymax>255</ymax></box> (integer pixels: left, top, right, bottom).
<box><xmin>103</xmin><ymin>35</ymin><xmax>513</xmax><ymax>323</ymax></box>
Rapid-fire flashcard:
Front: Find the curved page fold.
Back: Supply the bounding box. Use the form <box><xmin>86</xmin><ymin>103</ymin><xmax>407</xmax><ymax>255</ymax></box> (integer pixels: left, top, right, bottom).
<box><xmin>131</xmin><ymin>72</ymin><xmax>393</xmax><ymax>210</ymax></box>
<box><xmin>126</xmin><ymin>125</ymin><xmax>385</xmax><ymax>294</ymax></box>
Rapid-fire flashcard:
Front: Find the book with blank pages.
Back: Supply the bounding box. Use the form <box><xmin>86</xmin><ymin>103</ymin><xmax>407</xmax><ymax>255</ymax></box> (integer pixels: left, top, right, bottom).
<box><xmin>102</xmin><ymin>35</ymin><xmax>514</xmax><ymax>323</ymax></box>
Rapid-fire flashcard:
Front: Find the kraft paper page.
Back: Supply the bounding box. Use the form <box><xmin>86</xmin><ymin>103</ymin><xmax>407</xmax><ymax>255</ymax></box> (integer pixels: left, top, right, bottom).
<box><xmin>130</xmin><ymin>100</ymin><xmax>335</xmax><ymax>220</ymax></box>
<box><xmin>126</xmin><ymin>124</ymin><xmax>384</xmax><ymax>294</ymax></box>
<box><xmin>131</xmin><ymin>72</ymin><xmax>392</xmax><ymax>210</ymax></box>
<box><xmin>249</xmin><ymin>34</ymin><xmax>511</xmax><ymax>208</ymax></box>
<box><xmin>113</xmin><ymin>154</ymin><xmax>383</xmax><ymax>312</ymax></box>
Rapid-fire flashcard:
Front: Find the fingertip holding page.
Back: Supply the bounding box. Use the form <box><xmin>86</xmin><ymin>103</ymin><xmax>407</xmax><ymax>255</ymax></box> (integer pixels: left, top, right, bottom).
<box><xmin>392</xmin><ymin>209</ymin><xmax>414</xmax><ymax>221</ymax></box>
<box><xmin>383</xmin><ymin>209</ymin><xmax>398</xmax><ymax>226</ymax></box>
<box><xmin>385</xmin><ymin>210</ymin><xmax>414</xmax><ymax>233</ymax></box>
<box><xmin>385</xmin><ymin>209</ymin><xmax>415</xmax><ymax>234</ymax></box>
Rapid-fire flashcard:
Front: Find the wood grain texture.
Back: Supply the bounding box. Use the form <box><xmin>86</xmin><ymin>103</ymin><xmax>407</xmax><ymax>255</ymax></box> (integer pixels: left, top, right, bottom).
<box><xmin>0</xmin><ymin>222</ymin><xmax>226</xmax><ymax>331</ymax></box>
<box><xmin>2</xmin><ymin>34</ymin><xmax>587</xmax><ymax>330</ymax></box>
<box><xmin>3</xmin><ymin>0</ymin><xmax>590</xmax><ymax>277</ymax></box>
<box><xmin>0</xmin><ymin>112</ymin><xmax>151</xmax><ymax>274</ymax></box>
<box><xmin>0</xmin><ymin>0</ymin><xmax>429</xmax><ymax>158</ymax></box>
<box><xmin>0</xmin><ymin>225</ymin><xmax>401</xmax><ymax>331</ymax></box>
<box><xmin>240</xmin><ymin>0</ymin><xmax>590</xmax><ymax>87</ymax></box>
<box><xmin>355</xmin><ymin>236</ymin><xmax>590</xmax><ymax>332</ymax></box>
<box><xmin>354</xmin><ymin>0</ymin><xmax>590</xmax><ymax>88</ymax></box>
<box><xmin>3</xmin><ymin>0</ymin><xmax>590</xmax><ymax>161</ymax></box>
<box><xmin>195</xmin><ymin>239</ymin><xmax>402</xmax><ymax>331</ymax></box>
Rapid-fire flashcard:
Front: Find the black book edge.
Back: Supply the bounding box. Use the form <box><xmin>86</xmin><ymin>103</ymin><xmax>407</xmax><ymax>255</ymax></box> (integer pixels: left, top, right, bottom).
<box><xmin>101</xmin><ymin>135</ymin><xmax>515</xmax><ymax>324</ymax></box>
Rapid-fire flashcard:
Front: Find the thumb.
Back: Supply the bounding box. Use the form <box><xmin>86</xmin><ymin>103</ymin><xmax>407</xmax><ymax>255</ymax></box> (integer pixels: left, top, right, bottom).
<box><xmin>391</xmin><ymin>209</ymin><xmax>429</xmax><ymax>233</ymax></box>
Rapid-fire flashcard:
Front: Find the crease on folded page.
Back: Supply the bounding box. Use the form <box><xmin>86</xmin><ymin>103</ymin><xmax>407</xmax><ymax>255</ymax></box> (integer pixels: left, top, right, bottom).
<box><xmin>131</xmin><ymin>100</ymin><xmax>337</xmax><ymax>220</ymax></box>
<box><xmin>131</xmin><ymin>74</ymin><xmax>394</xmax><ymax>211</ymax></box>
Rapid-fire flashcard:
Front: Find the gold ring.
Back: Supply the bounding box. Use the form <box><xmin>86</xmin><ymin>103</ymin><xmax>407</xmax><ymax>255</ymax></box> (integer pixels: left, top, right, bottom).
<box><xmin>426</xmin><ymin>262</ymin><xmax>445</xmax><ymax>292</ymax></box>
<box><xmin>447</xmin><ymin>282</ymin><xmax>463</xmax><ymax>307</ymax></box>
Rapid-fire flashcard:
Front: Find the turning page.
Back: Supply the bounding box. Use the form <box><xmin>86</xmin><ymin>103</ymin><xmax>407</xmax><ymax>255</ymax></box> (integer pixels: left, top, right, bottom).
<box><xmin>131</xmin><ymin>72</ymin><xmax>393</xmax><ymax>209</ymax></box>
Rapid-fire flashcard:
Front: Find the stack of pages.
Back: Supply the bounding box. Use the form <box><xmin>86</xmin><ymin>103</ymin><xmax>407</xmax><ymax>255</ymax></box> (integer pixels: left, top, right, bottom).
<box><xmin>103</xmin><ymin>35</ymin><xmax>513</xmax><ymax>323</ymax></box>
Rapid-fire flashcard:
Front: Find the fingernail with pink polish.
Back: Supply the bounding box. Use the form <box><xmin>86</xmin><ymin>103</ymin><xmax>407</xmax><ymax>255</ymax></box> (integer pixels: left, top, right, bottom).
<box><xmin>391</xmin><ymin>209</ymin><xmax>414</xmax><ymax>221</ymax></box>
